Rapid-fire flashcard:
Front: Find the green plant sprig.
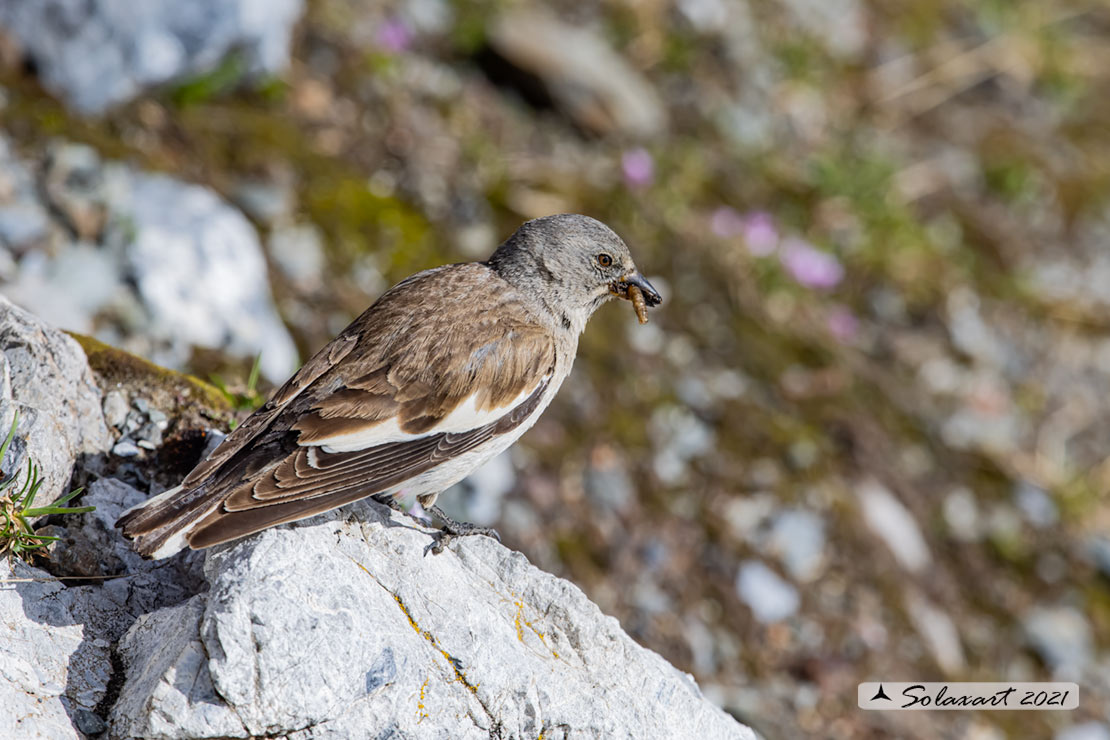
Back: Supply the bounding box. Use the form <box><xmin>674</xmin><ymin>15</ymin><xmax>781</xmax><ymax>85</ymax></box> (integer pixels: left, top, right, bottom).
<box><xmin>0</xmin><ymin>411</ymin><xmax>94</xmax><ymax>561</ymax></box>
<box><xmin>210</xmin><ymin>352</ymin><xmax>266</xmax><ymax>421</ymax></box>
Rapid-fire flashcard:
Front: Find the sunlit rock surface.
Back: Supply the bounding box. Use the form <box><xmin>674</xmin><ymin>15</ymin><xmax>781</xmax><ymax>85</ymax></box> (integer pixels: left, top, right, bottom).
<box><xmin>0</xmin><ymin>0</ymin><xmax>304</xmax><ymax>114</ymax></box>
<box><xmin>111</xmin><ymin>502</ymin><xmax>752</xmax><ymax>739</ymax></box>
<box><xmin>0</xmin><ymin>137</ymin><xmax>297</xmax><ymax>382</ymax></box>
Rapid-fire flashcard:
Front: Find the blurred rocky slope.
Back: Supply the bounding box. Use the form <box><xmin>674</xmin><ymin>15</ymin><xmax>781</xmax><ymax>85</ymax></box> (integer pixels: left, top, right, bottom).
<box><xmin>2</xmin><ymin>0</ymin><xmax>1110</xmax><ymax>738</ymax></box>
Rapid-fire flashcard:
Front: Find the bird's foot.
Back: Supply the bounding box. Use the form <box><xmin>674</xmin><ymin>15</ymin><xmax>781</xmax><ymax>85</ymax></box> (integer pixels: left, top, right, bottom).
<box><xmin>379</xmin><ymin>497</ymin><xmax>406</xmax><ymax>515</ymax></box>
<box><xmin>375</xmin><ymin>495</ymin><xmax>433</xmax><ymax>526</ymax></box>
<box><xmin>424</xmin><ymin>504</ymin><xmax>501</xmax><ymax>555</ymax></box>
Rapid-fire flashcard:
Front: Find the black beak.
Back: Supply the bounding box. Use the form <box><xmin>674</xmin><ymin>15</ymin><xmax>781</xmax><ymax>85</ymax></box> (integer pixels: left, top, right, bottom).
<box><xmin>611</xmin><ymin>272</ymin><xmax>662</xmax><ymax>306</ymax></box>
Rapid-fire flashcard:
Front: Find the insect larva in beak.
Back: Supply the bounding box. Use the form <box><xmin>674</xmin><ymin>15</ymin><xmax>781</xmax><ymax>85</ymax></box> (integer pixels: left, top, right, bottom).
<box><xmin>628</xmin><ymin>285</ymin><xmax>649</xmax><ymax>324</ymax></box>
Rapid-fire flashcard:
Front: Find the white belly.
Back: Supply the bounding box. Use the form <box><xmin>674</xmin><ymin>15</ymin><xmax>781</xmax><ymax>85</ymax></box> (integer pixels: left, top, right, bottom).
<box><xmin>378</xmin><ymin>378</ymin><xmax>562</xmax><ymax>507</ymax></box>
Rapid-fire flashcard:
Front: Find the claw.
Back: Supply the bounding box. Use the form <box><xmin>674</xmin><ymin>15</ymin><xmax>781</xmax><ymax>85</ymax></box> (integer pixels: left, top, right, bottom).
<box><xmin>422</xmin><ymin>504</ymin><xmax>502</xmax><ymax>555</ymax></box>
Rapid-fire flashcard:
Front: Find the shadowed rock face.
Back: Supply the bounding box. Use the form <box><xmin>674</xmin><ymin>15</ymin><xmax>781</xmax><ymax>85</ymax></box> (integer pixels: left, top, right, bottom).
<box><xmin>110</xmin><ymin>500</ymin><xmax>753</xmax><ymax>740</ymax></box>
<box><xmin>1</xmin><ymin>478</ymin><xmax>206</xmax><ymax>738</ymax></box>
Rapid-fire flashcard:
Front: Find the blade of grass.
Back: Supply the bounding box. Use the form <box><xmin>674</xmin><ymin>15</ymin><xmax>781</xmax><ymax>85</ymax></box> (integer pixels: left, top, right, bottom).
<box><xmin>247</xmin><ymin>353</ymin><xmax>262</xmax><ymax>396</ymax></box>
<box><xmin>0</xmin><ymin>411</ymin><xmax>18</xmax><ymax>487</ymax></box>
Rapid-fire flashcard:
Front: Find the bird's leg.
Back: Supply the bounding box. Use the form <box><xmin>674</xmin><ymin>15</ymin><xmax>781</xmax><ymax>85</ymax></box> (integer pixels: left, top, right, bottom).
<box><xmin>381</xmin><ymin>496</ymin><xmax>405</xmax><ymax>513</ymax></box>
<box><xmin>424</xmin><ymin>504</ymin><xmax>501</xmax><ymax>555</ymax></box>
<box><xmin>374</xmin><ymin>493</ymin><xmax>432</xmax><ymax>527</ymax></box>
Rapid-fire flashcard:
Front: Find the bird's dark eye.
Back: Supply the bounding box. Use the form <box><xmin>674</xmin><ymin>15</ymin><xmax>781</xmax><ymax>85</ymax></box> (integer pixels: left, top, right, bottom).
<box><xmin>597</xmin><ymin>253</ymin><xmax>613</xmax><ymax>268</ymax></box>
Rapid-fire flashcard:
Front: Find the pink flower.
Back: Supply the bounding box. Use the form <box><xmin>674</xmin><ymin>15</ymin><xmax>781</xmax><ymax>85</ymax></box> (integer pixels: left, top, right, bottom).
<box><xmin>711</xmin><ymin>208</ymin><xmax>779</xmax><ymax>256</ymax></box>
<box><xmin>711</xmin><ymin>206</ymin><xmax>745</xmax><ymax>238</ymax></box>
<box><xmin>780</xmin><ymin>238</ymin><xmax>844</xmax><ymax>289</ymax></box>
<box><xmin>826</xmin><ymin>304</ymin><xmax>859</xmax><ymax>341</ymax></box>
<box><xmin>741</xmin><ymin>211</ymin><xmax>778</xmax><ymax>256</ymax></box>
<box><xmin>621</xmin><ymin>148</ymin><xmax>654</xmax><ymax>188</ymax></box>
<box><xmin>377</xmin><ymin>18</ymin><xmax>412</xmax><ymax>53</ymax></box>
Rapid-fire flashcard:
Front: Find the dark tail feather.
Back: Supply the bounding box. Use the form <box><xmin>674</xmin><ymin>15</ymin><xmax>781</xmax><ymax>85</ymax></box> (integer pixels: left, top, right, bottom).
<box><xmin>186</xmin><ymin>482</ymin><xmax>384</xmax><ymax>550</ymax></box>
<box><xmin>116</xmin><ymin>484</ymin><xmax>220</xmax><ymax>559</ymax></box>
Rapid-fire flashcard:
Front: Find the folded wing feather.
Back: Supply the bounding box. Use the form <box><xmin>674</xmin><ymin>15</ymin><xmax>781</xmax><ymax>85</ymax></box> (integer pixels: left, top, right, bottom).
<box><xmin>118</xmin><ymin>263</ymin><xmax>559</xmax><ymax>557</ymax></box>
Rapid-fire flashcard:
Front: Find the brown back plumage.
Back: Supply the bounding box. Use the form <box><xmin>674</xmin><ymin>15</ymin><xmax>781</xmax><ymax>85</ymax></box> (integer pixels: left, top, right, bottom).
<box><xmin>118</xmin><ymin>264</ymin><xmax>558</xmax><ymax>556</ymax></box>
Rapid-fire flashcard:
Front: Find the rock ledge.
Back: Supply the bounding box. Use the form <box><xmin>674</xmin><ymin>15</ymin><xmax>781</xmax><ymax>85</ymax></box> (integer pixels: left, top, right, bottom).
<box><xmin>110</xmin><ymin>501</ymin><xmax>753</xmax><ymax>739</ymax></box>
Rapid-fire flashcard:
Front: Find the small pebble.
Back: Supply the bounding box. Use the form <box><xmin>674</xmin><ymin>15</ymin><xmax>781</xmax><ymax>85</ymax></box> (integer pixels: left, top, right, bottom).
<box><xmin>112</xmin><ymin>440</ymin><xmax>142</xmax><ymax>458</ymax></box>
<box><xmin>736</xmin><ymin>560</ymin><xmax>800</xmax><ymax>623</ymax></box>
<box><xmin>102</xmin><ymin>390</ymin><xmax>129</xmax><ymax>429</ymax></box>
<box><xmin>73</xmin><ymin>709</ymin><xmax>107</xmax><ymax>735</ymax></box>
<box><xmin>122</xmin><ymin>409</ymin><xmax>144</xmax><ymax>435</ymax></box>
<box><xmin>136</xmin><ymin>422</ymin><xmax>164</xmax><ymax>448</ymax></box>
<box><xmin>1023</xmin><ymin>606</ymin><xmax>1092</xmax><ymax>675</ymax></box>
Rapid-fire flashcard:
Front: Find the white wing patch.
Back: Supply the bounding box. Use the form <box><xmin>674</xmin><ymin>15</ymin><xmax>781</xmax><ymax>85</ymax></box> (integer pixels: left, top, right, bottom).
<box><xmin>311</xmin><ymin>378</ymin><xmax>548</xmax><ymax>453</ymax></box>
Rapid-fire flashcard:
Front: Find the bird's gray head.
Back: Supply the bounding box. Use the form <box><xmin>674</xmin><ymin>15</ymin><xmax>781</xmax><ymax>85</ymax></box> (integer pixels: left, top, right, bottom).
<box><xmin>487</xmin><ymin>214</ymin><xmax>661</xmax><ymax>333</ymax></box>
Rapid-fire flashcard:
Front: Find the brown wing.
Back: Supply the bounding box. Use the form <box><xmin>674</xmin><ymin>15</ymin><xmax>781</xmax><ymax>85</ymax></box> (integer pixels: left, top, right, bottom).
<box><xmin>183</xmin><ymin>377</ymin><xmax>549</xmax><ymax>548</ymax></box>
<box><xmin>119</xmin><ymin>263</ymin><xmax>557</xmax><ymax>554</ymax></box>
<box><xmin>180</xmin><ymin>333</ymin><xmax>359</xmax><ymax>488</ymax></box>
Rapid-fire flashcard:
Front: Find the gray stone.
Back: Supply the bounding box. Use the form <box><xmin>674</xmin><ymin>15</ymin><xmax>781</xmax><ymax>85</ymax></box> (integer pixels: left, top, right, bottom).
<box><xmin>765</xmin><ymin>509</ymin><xmax>826</xmax><ymax>583</ymax></box>
<box><xmin>856</xmin><ymin>478</ymin><xmax>931</xmax><ymax>573</ymax></box>
<box><xmin>649</xmin><ymin>405</ymin><xmax>715</xmax><ymax>486</ymax></box>
<box><xmin>121</xmin><ymin>409</ymin><xmax>144</xmax><ymax>436</ymax></box>
<box><xmin>0</xmin><ymin>477</ymin><xmax>204</xmax><ymax>739</ymax></box>
<box><xmin>0</xmin><ymin>201</ymin><xmax>51</xmax><ymax>252</ymax></box>
<box><xmin>1</xmin><ymin>111</ymin><xmax>297</xmax><ymax>384</ymax></box>
<box><xmin>584</xmin><ymin>446</ymin><xmax>634</xmax><ymax>514</ymax></box>
<box><xmin>73</xmin><ymin>709</ymin><xmax>107</xmax><ymax>736</ymax></box>
<box><xmin>103</xmin><ymin>168</ymin><xmax>298</xmax><ymax>381</ymax></box>
<box><xmin>43</xmin><ymin>141</ymin><xmax>108</xmax><ymax>240</ymax></box>
<box><xmin>1014</xmin><ymin>481</ymin><xmax>1057</xmax><ymax>529</ymax></box>
<box><xmin>4</xmin><ymin>242</ymin><xmax>124</xmax><ymax>333</ymax></box>
<box><xmin>102</xmin><ymin>389</ymin><xmax>129</xmax><ymax>429</ymax></box>
<box><xmin>112</xmin><ymin>440</ymin><xmax>142</xmax><ymax>458</ymax></box>
<box><xmin>136</xmin><ymin>418</ymin><xmax>166</xmax><ymax>448</ymax></box>
<box><xmin>677</xmin><ymin>0</ymin><xmax>728</xmax><ymax>32</ymax></box>
<box><xmin>904</xmin><ymin>591</ymin><xmax>965</xmax><ymax>675</ymax></box>
<box><xmin>488</xmin><ymin>8</ymin><xmax>666</xmax><ymax>138</ymax></box>
<box><xmin>0</xmin><ymin>295</ymin><xmax>112</xmax><ymax>507</ymax></box>
<box><xmin>780</xmin><ymin>0</ymin><xmax>868</xmax><ymax>58</ymax></box>
<box><xmin>0</xmin><ymin>137</ymin><xmax>52</xmax><ymax>253</ymax></box>
<box><xmin>114</xmin><ymin>597</ymin><xmax>249</xmax><ymax>739</ymax></box>
<box><xmin>942</xmin><ymin>487</ymin><xmax>981</xmax><ymax>542</ymax></box>
<box><xmin>233</xmin><ymin>179</ymin><xmax>295</xmax><ymax>225</ymax></box>
<box><xmin>0</xmin><ymin>558</ymin><xmax>115</xmax><ymax>740</ymax></box>
<box><xmin>1024</xmin><ymin>606</ymin><xmax>1093</xmax><ymax>677</ymax></box>
<box><xmin>1087</xmin><ymin>536</ymin><xmax>1110</xmax><ymax>579</ymax></box>
<box><xmin>110</xmin><ymin>502</ymin><xmax>753</xmax><ymax>739</ymax></box>
<box><xmin>0</xmin><ymin>0</ymin><xmax>305</xmax><ymax>114</ymax></box>
<box><xmin>735</xmin><ymin>560</ymin><xmax>799</xmax><ymax>623</ymax></box>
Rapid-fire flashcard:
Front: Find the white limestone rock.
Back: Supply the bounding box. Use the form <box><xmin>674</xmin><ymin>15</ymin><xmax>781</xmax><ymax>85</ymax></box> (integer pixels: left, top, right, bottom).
<box><xmin>0</xmin><ymin>295</ymin><xmax>112</xmax><ymax>506</ymax></box>
<box><xmin>0</xmin><ymin>0</ymin><xmax>305</xmax><ymax>114</ymax></box>
<box><xmin>110</xmin><ymin>501</ymin><xmax>754</xmax><ymax>739</ymax></box>
<box><xmin>104</xmin><ymin>169</ymin><xmax>298</xmax><ymax>382</ymax></box>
